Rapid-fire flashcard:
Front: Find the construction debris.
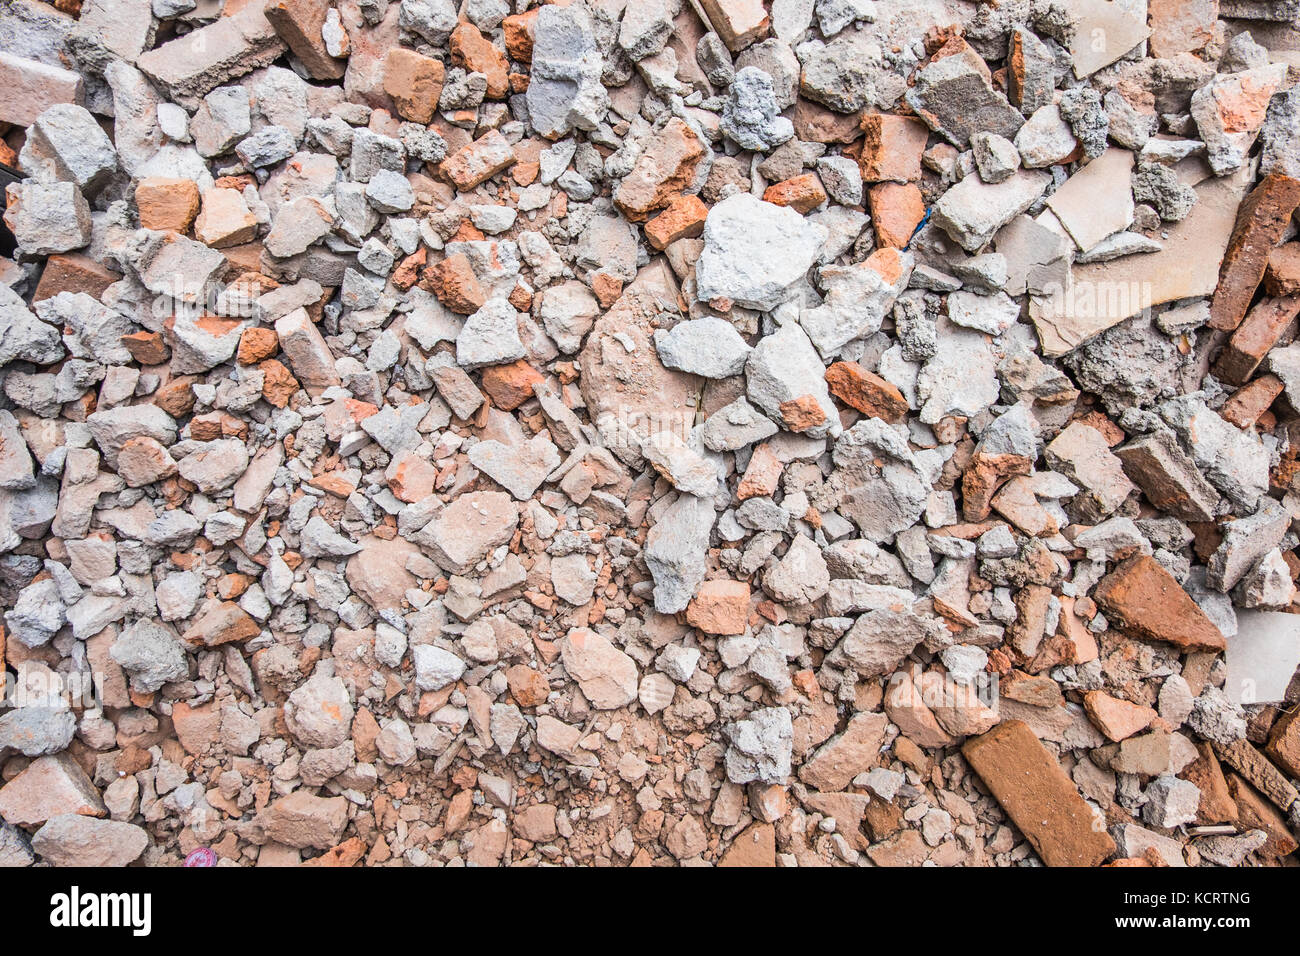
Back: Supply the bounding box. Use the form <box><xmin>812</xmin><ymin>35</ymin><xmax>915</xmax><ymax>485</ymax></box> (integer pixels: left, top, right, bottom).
<box><xmin>0</xmin><ymin>0</ymin><xmax>1297</xmax><ymax>871</ymax></box>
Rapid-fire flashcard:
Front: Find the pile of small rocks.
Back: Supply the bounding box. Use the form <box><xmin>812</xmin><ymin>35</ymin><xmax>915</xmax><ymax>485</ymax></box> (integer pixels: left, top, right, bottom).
<box><xmin>1</xmin><ymin>0</ymin><xmax>1299</xmax><ymax>868</ymax></box>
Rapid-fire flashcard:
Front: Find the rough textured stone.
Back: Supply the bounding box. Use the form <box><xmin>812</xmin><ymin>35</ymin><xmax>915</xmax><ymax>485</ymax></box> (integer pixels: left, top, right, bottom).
<box><xmin>694</xmin><ymin>193</ymin><xmax>827</xmax><ymax>310</ymax></box>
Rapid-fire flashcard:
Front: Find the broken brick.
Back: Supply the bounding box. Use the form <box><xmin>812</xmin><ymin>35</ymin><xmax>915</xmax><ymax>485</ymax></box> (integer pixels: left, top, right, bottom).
<box><xmin>825</xmin><ymin>361</ymin><xmax>909</xmax><ymax>423</ymax></box>
<box><xmin>963</xmin><ymin>720</ymin><xmax>1117</xmax><ymax>866</ymax></box>
<box><xmin>1093</xmin><ymin>554</ymin><xmax>1227</xmax><ymax>652</ymax></box>
<box><xmin>858</xmin><ymin>113</ymin><xmax>930</xmax><ymax>183</ymax></box>
<box><xmin>1210</xmin><ymin>174</ymin><xmax>1300</xmax><ymax>331</ymax></box>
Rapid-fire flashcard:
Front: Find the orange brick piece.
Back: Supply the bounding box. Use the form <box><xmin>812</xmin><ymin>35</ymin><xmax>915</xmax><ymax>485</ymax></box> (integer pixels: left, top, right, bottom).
<box><xmin>868</xmin><ymin>181</ymin><xmax>925</xmax><ymax>248</ymax></box>
<box><xmin>481</xmin><ymin>360</ymin><xmax>543</xmax><ymax>411</ymax></box>
<box><xmin>614</xmin><ymin>117</ymin><xmax>708</xmax><ymax>222</ymax></box>
<box><xmin>644</xmin><ymin>194</ymin><xmax>708</xmax><ymax>250</ymax></box>
<box><xmin>1212</xmin><ymin>295</ymin><xmax>1300</xmax><ymax>385</ymax></box>
<box><xmin>962</xmin><ymin>720</ymin><xmax>1117</xmax><ymax>867</ymax></box>
<box><xmin>1265</xmin><ymin>242</ymin><xmax>1300</xmax><ymax>295</ymax></box>
<box><xmin>423</xmin><ymin>253</ymin><xmax>486</xmax><ymax>314</ymax></box>
<box><xmin>1093</xmin><ymin>554</ymin><xmax>1227</xmax><ymax>652</ymax></box>
<box><xmin>1265</xmin><ymin>707</ymin><xmax>1300</xmax><ymax>779</ymax></box>
<box><xmin>121</xmin><ymin>331</ymin><xmax>170</xmax><ymax>365</ymax></box>
<box><xmin>503</xmin><ymin>9</ymin><xmax>539</xmax><ymax>63</ymax></box>
<box><xmin>698</xmin><ymin>0</ymin><xmax>770</xmax><ymax>53</ymax></box>
<box><xmin>1219</xmin><ymin>373</ymin><xmax>1283</xmax><ymax>429</ymax></box>
<box><xmin>1147</xmin><ymin>0</ymin><xmax>1216</xmax><ymax>58</ymax></box>
<box><xmin>858</xmin><ymin>114</ymin><xmax>929</xmax><ymax>183</ymax></box>
<box><xmin>762</xmin><ymin>173</ymin><xmax>827</xmax><ymax>213</ymax></box>
<box><xmin>237</xmin><ymin>327</ymin><xmax>280</xmax><ymax>365</ymax></box>
<box><xmin>265</xmin><ymin>0</ymin><xmax>346</xmax><ymax>80</ymax></box>
<box><xmin>33</xmin><ymin>253</ymin><xmax>118</xmax><ymax>302</ymax></box>
<box><xmin>779</xmin><ymin>394</ymin><xmax>828</xmax><ymax>432</ymax></box>
<box><xmin>135</xmin><ymin>177</ymin><xmax>201</xmax><ymax>232</ymax></box>
<box><xmin>717</xmin><ymin>822</ymin><xmax>776</xmax><ymax>867</ymax></box>
<box><xmin>450</xmin><ymin>22</ymin><xmax>508</xmax><ymax>99</ymax></box>
<box><xmin>685</xmin><ymin>579</ymin><xmax>751</xmax><ymax>635</ymax></box>
<box><xmin>1210</xmin><ymin>174</ymin><xmax>1300</xmax><ymax>331</ymax></box>
<box><xmin>384</xmin><ymin>49</ymin><xmax>445</xmax><ymax>125</ymax></box>
<box><xmin>441</xmin><ymin>130</ymin><xmax>517</xmax><ymax>191</ymax></box>
<box><xmin>737</xmin><ymin>443</ymin><xmax>782</xmax><ymax>500</ymax></box>
<box><xmin>825</xmin><ymin>360</ymin><xmax>908</xmax><ymax>422</ymax></box>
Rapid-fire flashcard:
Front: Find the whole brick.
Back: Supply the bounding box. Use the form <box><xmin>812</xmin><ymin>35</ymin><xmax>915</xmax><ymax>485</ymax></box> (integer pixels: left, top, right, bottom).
<box><xmin>1093</xmin><ymin>554</ymin><xmax>1227</xmax><ymax>652</ymax></box>
<box><xmin>962</xmin><ymin>720</ymin><xmax>1116</xmax><ymax>866</ymax></box>
<box><xmin>1210</xmin><ymin>174</ymin><xmax>1300</xmax><ymax>331</ymax></box>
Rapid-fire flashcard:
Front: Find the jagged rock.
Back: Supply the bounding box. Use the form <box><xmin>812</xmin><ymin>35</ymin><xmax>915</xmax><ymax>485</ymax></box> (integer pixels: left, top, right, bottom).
<box><xmin>695</xmin><ymin>193</ymin><xmax>827</xmax><ymax>310</ymax></box>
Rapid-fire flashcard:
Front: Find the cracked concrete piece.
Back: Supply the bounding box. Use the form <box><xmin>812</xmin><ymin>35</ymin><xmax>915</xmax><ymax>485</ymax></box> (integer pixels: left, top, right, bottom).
<box><xmin>695</xmin><ymin>193</ymin><xmax>827</xmax><ymax>310</ymax></box>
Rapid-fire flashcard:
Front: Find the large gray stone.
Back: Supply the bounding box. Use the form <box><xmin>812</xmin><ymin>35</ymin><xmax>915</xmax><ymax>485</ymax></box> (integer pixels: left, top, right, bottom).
<box><xmin>526</xmin><ymin>3</ymin><xmax>608</xmax><ymax>138</ymax></box>
<box><xmin>695</xmin><ymin>193</ymin><xmax>826</xmax><ymax>310</ymax></box>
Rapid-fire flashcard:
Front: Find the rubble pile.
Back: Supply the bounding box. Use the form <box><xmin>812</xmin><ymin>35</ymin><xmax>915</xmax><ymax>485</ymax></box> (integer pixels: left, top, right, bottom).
<box><xmin>1</xmin><ymin>0</ymin><xmax>1300</xmax><ymax>868</ymax></box>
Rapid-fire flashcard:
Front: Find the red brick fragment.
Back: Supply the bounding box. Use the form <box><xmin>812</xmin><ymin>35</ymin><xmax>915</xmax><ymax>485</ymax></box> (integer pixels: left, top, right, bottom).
<box><xmin>1213</xmin><ymin>295</ymin><xmax>1300</xmax><ymax>385</ymax></box>
<box><xmin>481</xmin><ymin>360</ymin><xmax>543</xmax><ymax>411</ymax></box>
<box><xmin>825</xmin><ymin>361</ymin><xmax>908</xmax><ymax>423</ymax></box>
<box><xmin>963</xmin><ymin>720</ymin><xmax>1116</xmax><ymax>866</ymax></box>
<box><xmin>762</xmin><ymin>173</ymin><xmax>827</xmax><ymax>213</ymax></box>
<box><xmin>1093</xmin><ymin>554</ymin><xmax>1227</xmax><ymax>652</ymax></box>
<box><xmin>1210</xmin><ymin>174</ymin><xmax>1300</xmax><ymax>331</ymax></box>
<box><xmin>858</xmin><ymin>114</ymin><xmax>929</xmax><ymax>183</ymax></box>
